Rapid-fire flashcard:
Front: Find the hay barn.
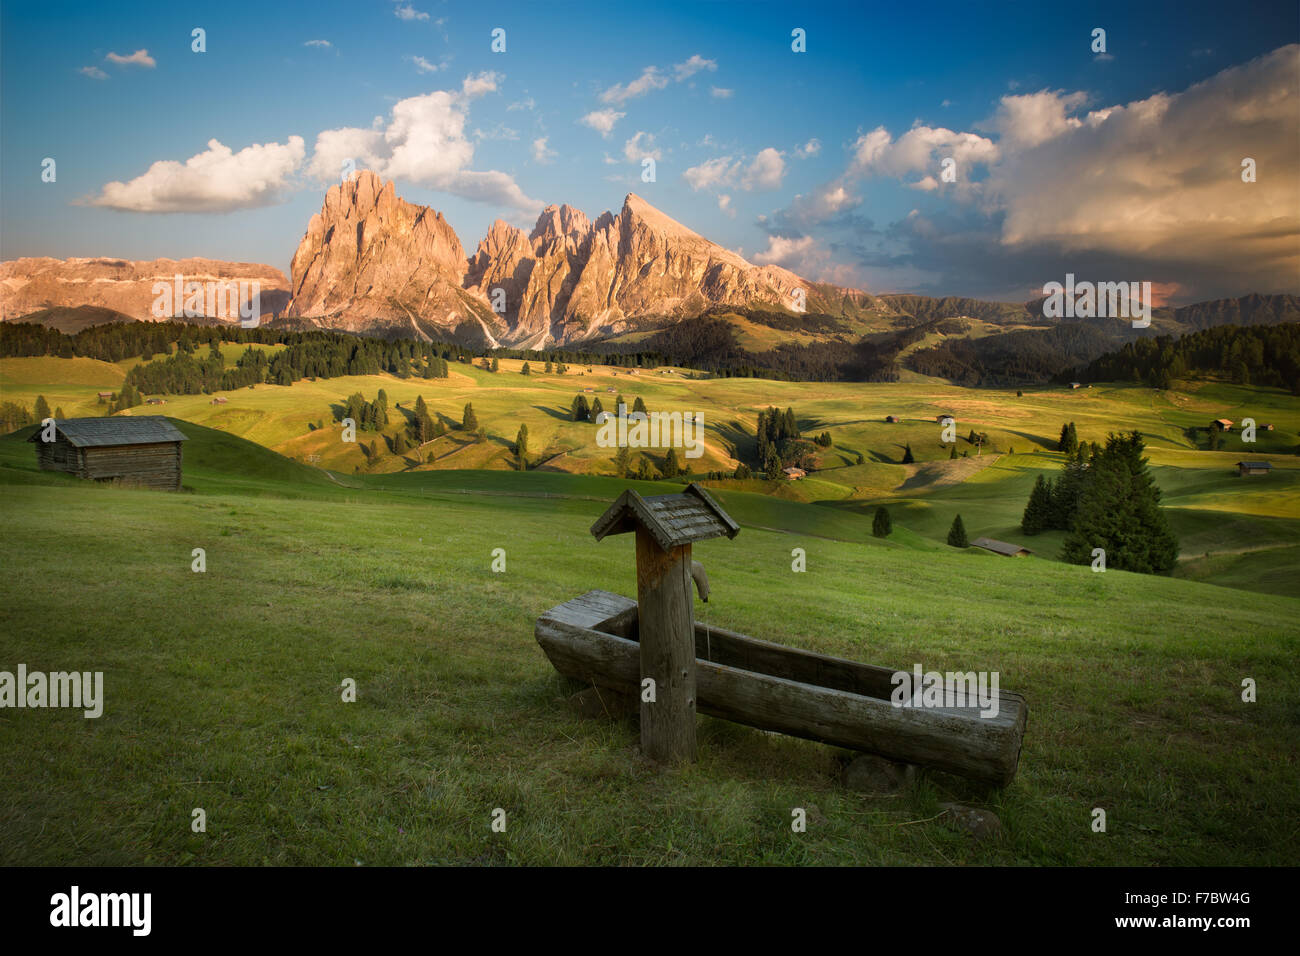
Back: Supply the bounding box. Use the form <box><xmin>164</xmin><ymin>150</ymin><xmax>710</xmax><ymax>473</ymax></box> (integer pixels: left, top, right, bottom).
<box><xmin>28</xmin><ymin>416</ymin><xmax>188</xmax><ymax>490</ymax></box>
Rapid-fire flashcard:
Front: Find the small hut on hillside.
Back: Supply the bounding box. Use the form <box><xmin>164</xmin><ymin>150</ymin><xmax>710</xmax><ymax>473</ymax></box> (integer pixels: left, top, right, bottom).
<box><xmin>28</xmin><ymin>416</ymin><xmax>188</xmax><ymax>490</ymax></box>
<box><xmin>1237</xmin><ymin>461</ymin><xmax>1272</xmax><ymax>477</ymax></box>
<box><xmin>971</xmin><ymin>537</ymin><xmax>1032</xmax><ymax>557</ymax></box>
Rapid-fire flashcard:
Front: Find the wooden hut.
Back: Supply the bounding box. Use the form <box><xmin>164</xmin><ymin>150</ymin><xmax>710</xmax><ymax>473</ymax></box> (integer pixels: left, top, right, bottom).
<box><xmin>28</xmin><ymin>416</ymin><xmax>188</xmax><ymax>490</ymax></box>
<box><xmin>971</xmin><ymin>536</ymin><xmax>1032</xmax><ymax>557</ymax></box>
<box><xmin>1237</xmin><ymin>461</ymin><xmax>1272</xmax><ymax>477</ymax></box>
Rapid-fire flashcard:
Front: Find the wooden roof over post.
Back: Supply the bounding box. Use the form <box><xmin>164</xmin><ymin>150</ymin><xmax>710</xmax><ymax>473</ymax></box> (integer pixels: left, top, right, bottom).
<box><xmin>26</xmin><ymin>416</ymin><xmax>189</xmax><ymax>447</ymax></box>
<box><xmin>591</xmin><ymin>482</ymin><xmax>740</xmax><ymax>552</ymax></box>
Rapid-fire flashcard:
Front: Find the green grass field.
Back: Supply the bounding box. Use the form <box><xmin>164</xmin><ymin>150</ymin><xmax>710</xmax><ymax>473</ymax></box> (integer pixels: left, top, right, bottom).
<box><xmin>0</xmin><ymin>419</ymin><xmax>1296</xmax><ymax>865</ymax></box>
<box><xmin>8</xmin><ymin>348</ymin><xmax>1295</xmax><ymax>596</ymax></box>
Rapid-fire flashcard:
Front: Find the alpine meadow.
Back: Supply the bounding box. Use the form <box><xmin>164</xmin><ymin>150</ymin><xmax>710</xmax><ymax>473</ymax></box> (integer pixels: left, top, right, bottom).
<box><xmin>1</xmin><ymin>0</ymin><xmax>1297</xmax><ymax>926</ymax></box>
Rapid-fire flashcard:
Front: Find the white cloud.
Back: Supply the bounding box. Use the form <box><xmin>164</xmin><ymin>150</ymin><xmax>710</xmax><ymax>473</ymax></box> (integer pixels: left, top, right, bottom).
<box><xmin>753</xmin><ymin>234</ymin><xmax>817</xmax><ymax>266</ymax></box>
<box><xmin>89</xmin><ymin>137</ymin><xmax>305</xmax><ymax>212</ymax></box>
<box><xmin>460</xmin><ymin>71</ymin><xmax>502</xmax><ymax>98</ymax></box>
<box><xmin>989</xmin><ymin>45</ymin><xmax>1300</xmax><ymax>273</ymax></box>
<box><xmin>600</xmin><ymin>66</ymin><xmax>669</xmax><ymax>105</ymax></box>
<box><xmin>409</xmin><ymin>55</ymin><xmax>442</xmax><ymax>74</ymax></box>
<box><xmin>741</xmin><ymin>147</ymin><xmax>785</xmax><ymax>190</ymax></box>
<box><xmin>473</xmin><ymin>124</ymin><xmax>519</xmax><ymax>141</ymax></box>
<box><xmin>717</xmin><ymin>194</ymin><xmax>734</xmax><ymax>218</ymax></box>
<box><xmin>532</xmin><ymin>137</ymin><xmax>556</xmax><ymax>164</ymax></box>
<box><xmin>683</xmin><ymin>156</ymin><xmax>735</xmax><ymax>190</ymax></box>
<box><xmin>580</xmin><ymin>108</ymin><xmax>625</xmax><ymax>137</ymax></box>
<box><xmin>105</xmin><ymin>49</ymin><xmax>155</xmax><ymax>68</ymax></box>
<box><xmin>623</xmin><ymin>131</ymin><xmax>661</xmax><ymax>163</ymax></box>
<box><xmin>304</xmin><ymin>40</ymin><xmax>332</xmax><ymax>49</ymax></box>
<box><xmin>674</xmin><ymin>55</ymin><xmax>717</xmax><ymax>80</ymax></box>
<box><xmin>307</xmin><ymin>73</ymin><xmax>541</xmax><ymax>213</ymax></box>
<box><xmin>711</xmin><ymin>87</ymin><xmax>733</xmax><ymax>99</ymax></box>
<box><xmin>394</xmin><ymin>3</ymin><xmax>430</xmax><ymax>21</ymax></box>
<box><xmin>79</xmin><ymin>66</ymin><xmax>108</xmax><ymax>80</ymax></box>
<box><xmin>684</xmin><ymin>148</ymin><xmax>785</xmax><ymax>192</ymax></box>
<box><xmin>507</xmin><ymin>97</ymin><xmax>536</xmax><ymax>112</ymax></box>
<box><xmin>987</xmin><ymin>90</ymin><xmax>1091</xmax><ymax>148</ymax></box>
<box><xmin>795</xmin><ymin>138</ymin><xmax>821</xmax><ymax>158</ymax></box>
<box><xmin>765</xmin><ymin>43</ymin><xmax>1300</xmax><ymax>300</ymax></box>
<box><xmin>849</xmin><ymin>124</ymin><xmax>998</xmax><ymax>181</ymax></box>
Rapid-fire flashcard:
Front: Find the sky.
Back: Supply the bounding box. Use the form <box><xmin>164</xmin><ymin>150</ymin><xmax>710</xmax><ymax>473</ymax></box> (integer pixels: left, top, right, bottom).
<box><xmin>2</xmin><ymin>0</ymin><xmax>1297</xmax><ymax>304</ymax></box>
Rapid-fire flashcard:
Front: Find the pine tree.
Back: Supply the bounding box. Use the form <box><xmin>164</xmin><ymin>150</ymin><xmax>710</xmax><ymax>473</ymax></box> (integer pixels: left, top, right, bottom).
<box><xmin>663</xmin><ymin>449</ymin><xmax>682</xmax><ymax>479</ymax></box>
<box><xmin>1051</xmin><ymin>446</ymin><xmax>1090</xmax><ymax>530</ymax></box>
<box><xmin>515</xmin><ymin>424</ymin><xmax>529</xmax><ymax>469</ymax></box>
<box><xmin>902</xmin><ymin>443</ymin><xmax>914</xmax><ymax>464</ymax></box>
<box><xmin>545</xmin><ymin>360</ymin><xmax>553</xmax><ymax>373</ymax></box>
<box><xmin>872</xmin><ymin>506</ymin><xmax>892</xmax><ymax>538</ymax></box>
<box><xmin>54</xmin><ymin>407</ymin><xmax>65</xmax><ymax>420</ymax></box>
<box><xmin>733</xmin><ymin>463</ymin><xmax>751</xmax><ymax>479</ymax></box>
<box><xmin>571</xmin><ymin>395</ymin><xmax>590</xmax><ymax>421</ymax></box>
<box><xmin>764</xmin><ymin>446</ymin><xmax>782</xmax><ymax>478</ymax></box>
<box><xmin>947</xmin><ymin>514</ymin><xmax>969</xmax><ymax>548</ymax></box>
<box><xmin>1021</xmin><ymin>473</ymin><xmax>1052</xmax><ymax>535</ymax></box>
<box><xmin>33</xmin><ymin>395</ymin><xmax>51</xmax><ymax>421</ymax></box>
<box><xmin>462</xmin><ymin>403</ymin><xmax>478</xmax><ymax>431</ymax></box>
<box><xmin>521</xmin><ymin>362</ymin><xmax>531</xmax><ymax>376</ymax></box>
<box><xmin>949</xmin><ymin>445</ymin><xmax>958</xmax><ymax>460</ymax></box>
<box><xmin>491</xmin><ymin>358</ymin><xmax>500</xmax><ymax>373</ymax></box>
<box><xmin>1061</xmin><ymin>431</ymin><xmax>1178</xmax><ymax>573</ymax></box>
<box><xmin>613</xmin><ymin>445</ymin><xmax>631</xmax><ymax>478</ymax></box>
<box><xmin>632</xmin><ymin>396</ymin><xmax>648</xmax><ymax>416</ymax></box>
<box><xmin>591</xmin><ymin>397</ymin><xmax>604</xmax><ymax>420</ymax></box>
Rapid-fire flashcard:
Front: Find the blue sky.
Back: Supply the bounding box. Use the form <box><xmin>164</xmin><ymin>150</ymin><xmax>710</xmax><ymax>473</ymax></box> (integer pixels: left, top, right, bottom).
<box><xmin>2</xmin><ymin>0</ymin><xmax>1297</xmax><ymax>302</ymax></box>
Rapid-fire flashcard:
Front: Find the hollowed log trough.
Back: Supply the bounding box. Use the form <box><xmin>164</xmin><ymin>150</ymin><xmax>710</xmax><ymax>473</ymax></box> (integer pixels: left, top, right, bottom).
<box><xmin>536</xmin><ymin>589</ymin><xmax>1027</xmax><ymax>787</ymax></box>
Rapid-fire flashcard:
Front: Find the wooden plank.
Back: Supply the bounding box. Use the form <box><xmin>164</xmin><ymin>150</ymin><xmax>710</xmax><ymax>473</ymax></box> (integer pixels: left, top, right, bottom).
<box><xmin>544</xmin><ymin>590</ymin><xmax>636</xmax><ymax>630</ymax></box>
<box><xmin>635</xmin><ymin>527</ymin><xmax>696</xmax><ymax>764</ymax></box>
<box><xmin>536</xmin><ymin>612</ymin><xmax>1027</xmax><ymax>786</ymax></box>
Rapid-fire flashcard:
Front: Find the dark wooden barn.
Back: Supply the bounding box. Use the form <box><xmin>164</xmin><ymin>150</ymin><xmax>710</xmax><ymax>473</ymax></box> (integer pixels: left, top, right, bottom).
<box><xmin>28</xmin><ymin>416</ymin><xmax>189</xmax><ymax>490</ymax></box>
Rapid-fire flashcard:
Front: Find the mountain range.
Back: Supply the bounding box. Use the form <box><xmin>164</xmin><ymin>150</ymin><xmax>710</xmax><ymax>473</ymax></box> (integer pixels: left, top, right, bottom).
<box><xmin>2</xmin><ymin>171</ymin><xmax>1297</xmax><ymax>365</ymax></box>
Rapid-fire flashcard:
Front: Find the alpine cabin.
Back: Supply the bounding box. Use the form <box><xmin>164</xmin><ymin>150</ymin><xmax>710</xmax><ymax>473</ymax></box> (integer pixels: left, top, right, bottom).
<box><xmin>28</xmin><ymin>416</ymin><xmax>189</xmax><ymax>490</ymax></box>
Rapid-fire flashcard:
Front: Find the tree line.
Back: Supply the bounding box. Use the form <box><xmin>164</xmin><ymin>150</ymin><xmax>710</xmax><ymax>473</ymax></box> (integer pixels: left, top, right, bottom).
<box><xmin>1072</xmin><ymin>323</ymin><xmax>1300</xmax><ymax>393</ymax></box>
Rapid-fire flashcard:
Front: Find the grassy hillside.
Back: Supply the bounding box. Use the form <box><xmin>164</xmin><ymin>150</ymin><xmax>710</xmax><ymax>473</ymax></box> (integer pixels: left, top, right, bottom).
<box><xmin>0</xmin><ymin>425</ymin><xmax>1295</xmax><ymax>865</ymax></box>
<box><xmin>3</xmin><ymin>350</ymin><xmax>1298</xmax><ymax>596</ymax></box>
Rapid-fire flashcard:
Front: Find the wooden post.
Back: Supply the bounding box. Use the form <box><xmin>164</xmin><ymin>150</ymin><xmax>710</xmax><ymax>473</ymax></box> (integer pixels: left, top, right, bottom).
<box><xmin>635</xmin><ymin>526</ymin><xmax>696</xmax><ymax>763</ymax></box>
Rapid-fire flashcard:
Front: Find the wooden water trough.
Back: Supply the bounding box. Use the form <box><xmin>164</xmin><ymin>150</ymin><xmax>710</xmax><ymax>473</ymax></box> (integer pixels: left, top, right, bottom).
<box><xmin>535</xmin><ymin>485</ymin><xmax>1028</xmax><ymax>787</ymax></box>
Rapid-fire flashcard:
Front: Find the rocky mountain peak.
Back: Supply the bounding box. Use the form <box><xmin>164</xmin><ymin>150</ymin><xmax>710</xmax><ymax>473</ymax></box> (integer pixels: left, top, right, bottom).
<box><xmin>282</xmin><ymin>175</ymin><xmax>851</xmax><ymax>347</ymax></box>
<box><xmin>529</xmin><ymin>204</ymin><xmax>592</xmax><ymax>245</ymax></box>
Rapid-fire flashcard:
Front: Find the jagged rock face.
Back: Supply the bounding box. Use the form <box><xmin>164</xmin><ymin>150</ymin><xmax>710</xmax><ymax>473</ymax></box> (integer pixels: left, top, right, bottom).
<box><xmin>287</xmin><ymin>170</ymin><xmax>494</xmax><ymax>342</ymax></box>
<box><xmin>555</xmin><ymin>194</ymin><xmax>808</xmax><ymax>341</ymax></box>
<box><xmin>0</xmin><ymin>257</ymin><xmax>289</xmax><ymax>322</ymax></box>
<box><xmin>286</xmin><ymin>173</ymin><xmax>864</xmax><ymax>347</ymax></box>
